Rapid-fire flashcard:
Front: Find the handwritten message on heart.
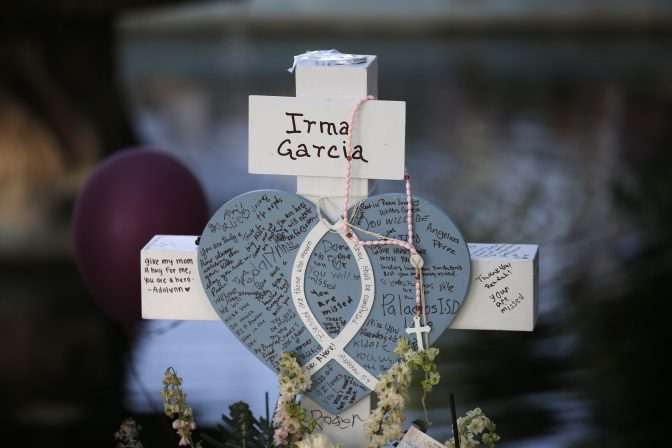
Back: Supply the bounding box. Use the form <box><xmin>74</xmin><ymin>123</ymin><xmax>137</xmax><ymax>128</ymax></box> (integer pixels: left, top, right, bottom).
<box><xmin>197</xmin><ymin>190</ymin><xmax>470</xmax><ymax>414</ymax></box>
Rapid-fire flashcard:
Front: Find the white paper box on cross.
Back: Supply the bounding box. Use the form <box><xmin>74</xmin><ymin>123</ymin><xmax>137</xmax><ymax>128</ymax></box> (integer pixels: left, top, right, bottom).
<box><xmin>140</xmin><ymin>51</ymin><xmax>539</xmax><ymax>448</ymax></box>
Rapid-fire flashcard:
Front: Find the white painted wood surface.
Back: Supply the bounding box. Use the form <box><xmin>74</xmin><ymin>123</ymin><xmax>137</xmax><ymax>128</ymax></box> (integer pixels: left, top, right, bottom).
<box><xmin>301</xmin><ymin>395</ymin><xmax>370</xmax><ymax>447</ymax></box>
<box><xmin>291</xmin><ymin>55</ymin><xmax>380</xmax><ymax>222</ymax></box>
<box><xmin>141</xmin><ymin>235</ymin><xmax>539</xmax><ymax>331</ymax></box>
<box><xmin>248</xmin><ymin>96</ymin><xmax>406</xmax><ymax>180</ymax></box>
<box><xmin>294</xmin><ymin>55</ymin><xmax>377</xmax><ymax>100</ymax></box>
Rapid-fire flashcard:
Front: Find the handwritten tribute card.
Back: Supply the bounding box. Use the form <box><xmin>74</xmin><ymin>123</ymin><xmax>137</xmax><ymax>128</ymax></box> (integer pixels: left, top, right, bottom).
<box><xmin>141</xmin><ymin>235</ymin><xmax>212</xmax><ymax>320</ymax></box>
<box><xmin>197</xmin><ymin>190</ymin><xmax>471</xmax><ymax>414</ymax></box>
<box><xmin>143</xmin><ymin>251</ymin><xmax>195</xmax><ymax>295</ymax></box>
<box><xmin>397</xmin><ymin>426</ymin><xmax>446</xmax><ymax>448</ymax></box>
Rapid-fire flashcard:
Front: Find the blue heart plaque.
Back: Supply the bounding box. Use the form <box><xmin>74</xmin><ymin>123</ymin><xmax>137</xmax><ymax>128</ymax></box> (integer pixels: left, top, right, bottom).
<box><xmin>198</xmin><ymin>190</ymin><xmax>470</xmax><ymax>414</ymax></box>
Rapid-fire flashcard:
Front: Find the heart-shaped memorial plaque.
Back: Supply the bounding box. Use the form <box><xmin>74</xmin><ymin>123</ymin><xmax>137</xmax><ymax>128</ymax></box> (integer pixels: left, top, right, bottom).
<box><xmin>198</xmin><ymin>190</ymin><xmax>470</xmax><ymax>414</ymax></box>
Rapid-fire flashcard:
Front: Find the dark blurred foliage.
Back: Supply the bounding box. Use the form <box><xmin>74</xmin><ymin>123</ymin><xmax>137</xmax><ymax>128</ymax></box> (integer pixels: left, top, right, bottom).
<box><xmin>567</xmin><ymin>94</ymin><xmax>672</xmax><ymax>447</ymax></box>
<box><xmin>2</xmin><ymin>0</ymin><xmax>195</xmax><ymax>21</ymax></box>
<box><xmin>0</xmin><ymin>259</ymin><xmax>127</xmax><ymax>446</ymax></box>
<box><xmin>423</xmin><ymin>72</ymin><xmax>672</xmax><ymax>446</ymax></box>
<box><xmin>0</xmin><ymin>1</ymin><xmax>192</xmax><ymax>446</ymax></box>
<box><xmin>0</xmin><ymin>1</ymin><xmax>175</xmax><ymax>160</ymax></box>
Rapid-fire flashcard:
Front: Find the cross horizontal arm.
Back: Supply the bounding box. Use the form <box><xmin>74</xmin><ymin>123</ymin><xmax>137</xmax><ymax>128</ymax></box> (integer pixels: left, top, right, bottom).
<box><xmin>141</xmin><ymin>235</ymin><xmax>538</xmax><ymax>332</ymax></box>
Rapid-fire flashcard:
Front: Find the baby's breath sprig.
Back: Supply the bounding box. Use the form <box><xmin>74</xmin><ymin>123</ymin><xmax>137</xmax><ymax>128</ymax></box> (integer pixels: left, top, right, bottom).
<box><xmin>114</xmin><ymin>417</ymin><xmax>144</xmax><ymax>448</ymax></box>
<box><xmin>273</xmin><ymin>352</ymin><xmax>316</xmax><ymax>446</ymax></box>
<box><xmin>364</xmin><ymin>336</ymin><xmax>441</xmax><ymax>448</ymax></box>
<box><xmin>160</xmin><ymin>367</ymin><xmax>201</xmax><ymax>447</ymax></box>
<box><xmin>444</xmin><ymin>407</ymin><xmax>500</xmax><ymax>448</ymax></box>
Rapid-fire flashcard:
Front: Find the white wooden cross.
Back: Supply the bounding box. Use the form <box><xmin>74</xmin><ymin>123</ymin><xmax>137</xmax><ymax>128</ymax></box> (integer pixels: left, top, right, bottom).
<box><xmin>140</xmin><ymin>51</ymin><xmax>539</xmax><ymax>448</ymax></box>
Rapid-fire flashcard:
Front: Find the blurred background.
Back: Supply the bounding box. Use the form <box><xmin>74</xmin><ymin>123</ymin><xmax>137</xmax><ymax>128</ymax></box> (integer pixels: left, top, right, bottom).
<box><xmin>2</xmin><ymin>0</ymin><xmax>671</xmax><ymax>446</ymax></box>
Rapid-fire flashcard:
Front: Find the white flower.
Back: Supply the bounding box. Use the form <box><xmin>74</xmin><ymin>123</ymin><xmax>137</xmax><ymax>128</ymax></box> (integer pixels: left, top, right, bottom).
<box><xmin>274</xmin><ymin>352</ymin><xmax>315</xmax><ymax>446</ymax></box>
<box><xmin>114</xmin><ymin>418</ymin><xmax>144</xmax><ymax>448</ymax></box>
<box><xmin>161</xmin><ymin>368</ymin><xmax>197</xmax><ymax>447</ymax></box>
<box><xmin>365</xmin><ymin>336</ymin><xmax>442</xmax><ymax>448</ymax></box>
<box><xmin>295</xmin><ymin>433</ymin><xmax>343</xmax><ymax>448</ymax></box>
<box><xmin>445</xmin><ymin>408</ymin><xmax>500</xmax><ymax>448</ymax></box>
<box><xmin>466</xmin><ymin>408</ymin><xmax>482</xmax><ymax>418</ymax></box>
<box><xmin>377</xmin><ymin>387</ymin><xmax>405</xmax><ymax>409</ymax></box>
<box><xmin>466</xmin><ymin>416</ymin><xmax>486</xmax><ymax>434</ymax></box>
<box><xmin>274</xmin><ymin>426</ymin><xmax>289</xmax><ymax>446</ymax></box>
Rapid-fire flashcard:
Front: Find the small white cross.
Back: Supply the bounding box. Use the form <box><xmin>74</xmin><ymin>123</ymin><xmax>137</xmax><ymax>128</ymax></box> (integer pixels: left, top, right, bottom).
<box><xmin>406</xmin><ymin>315</ymin><xmax>431</xmax><ymax>351</ymax></box>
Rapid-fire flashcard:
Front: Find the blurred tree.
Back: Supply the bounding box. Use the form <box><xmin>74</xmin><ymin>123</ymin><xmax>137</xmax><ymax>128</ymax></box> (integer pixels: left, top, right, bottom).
<box><xmin>569</xmin><ymin>89</ymin><xmax>671</xmax><ymax>447</ymax></box>
<box><xmin>0</xmin><ymin>1</ymin><xmax>197</xmax><ymax>446</ymax></box>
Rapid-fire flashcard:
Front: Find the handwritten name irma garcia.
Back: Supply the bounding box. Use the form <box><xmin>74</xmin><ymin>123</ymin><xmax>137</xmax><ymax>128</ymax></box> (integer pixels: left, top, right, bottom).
<box><xmin>277</xmin><ymin>112</ymin><xmax>369</xmax><ymax>162</ymax></box>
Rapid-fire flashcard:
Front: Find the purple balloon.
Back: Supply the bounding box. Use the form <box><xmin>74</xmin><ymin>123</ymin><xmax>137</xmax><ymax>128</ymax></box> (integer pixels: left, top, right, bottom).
<box><xmin>73</xmin><ymin>148</ymin><xmax>209</xmax><ymax>325</ymax></box>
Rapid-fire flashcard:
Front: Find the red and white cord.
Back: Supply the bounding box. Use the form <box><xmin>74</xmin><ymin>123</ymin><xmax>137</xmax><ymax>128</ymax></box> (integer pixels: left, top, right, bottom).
<box><xmin>342</xmin><ymin>96</ymin><xmax>426</xmax><ymax>319</ymax></box>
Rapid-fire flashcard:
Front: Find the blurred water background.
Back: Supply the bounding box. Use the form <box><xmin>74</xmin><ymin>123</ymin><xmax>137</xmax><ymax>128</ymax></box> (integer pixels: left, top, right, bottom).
<box><xmin>2</xmin><ymin>0</ymin><xmax>671</xmax><ymax>446</ymax></box>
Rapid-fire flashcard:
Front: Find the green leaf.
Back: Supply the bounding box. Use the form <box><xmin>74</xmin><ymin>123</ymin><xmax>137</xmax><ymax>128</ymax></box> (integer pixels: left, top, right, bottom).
<box><xmin>216</xmin><ymin>399</ymin><xmax>277</xmax><ymax>448</ymax></box>
<box><xmin>200</xmin><ymin>432</ymin><xmax>229</xmax><ymax>448</ymax></box>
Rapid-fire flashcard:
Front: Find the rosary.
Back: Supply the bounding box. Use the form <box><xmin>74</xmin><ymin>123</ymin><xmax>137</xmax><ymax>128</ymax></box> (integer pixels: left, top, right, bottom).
<box><xmin>340</xmin><ymin>96</ymin><xmax>431</xmax><ymax>351</ymax></box>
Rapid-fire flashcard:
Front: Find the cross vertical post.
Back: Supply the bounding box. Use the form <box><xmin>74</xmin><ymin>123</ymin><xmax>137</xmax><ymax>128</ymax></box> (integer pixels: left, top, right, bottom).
<box><xmin>294</xmin><ymin>53</ymin><xmax>378</xmax><ymax>221</ymax></box>
<box><xmin>290</xmin><ymin>52</ymin><xmax>381</xmax><ymax>448</ymax></box>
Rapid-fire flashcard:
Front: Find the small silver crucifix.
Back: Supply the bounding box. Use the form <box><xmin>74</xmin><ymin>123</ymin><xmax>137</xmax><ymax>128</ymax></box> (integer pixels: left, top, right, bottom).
<box><xmin>406</xmin><ymin>315</ymin><xmax>431</xmax><ymax>351</ymax></box>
